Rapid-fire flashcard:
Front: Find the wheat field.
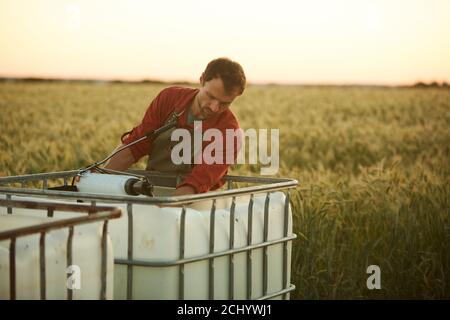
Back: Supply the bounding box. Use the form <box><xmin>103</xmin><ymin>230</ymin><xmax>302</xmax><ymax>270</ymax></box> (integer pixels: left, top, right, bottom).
<box><xmin>0</xmin><ymin>81</ymin><xmax>449</xmax><ymax>299</ymax></box>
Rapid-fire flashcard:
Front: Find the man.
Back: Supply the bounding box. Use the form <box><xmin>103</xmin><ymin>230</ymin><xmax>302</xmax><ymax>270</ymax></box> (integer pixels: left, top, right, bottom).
<box><xmin>104</xmin><ymin>57</ymin><xmax>246</xmax><ymax>196</ymax></box>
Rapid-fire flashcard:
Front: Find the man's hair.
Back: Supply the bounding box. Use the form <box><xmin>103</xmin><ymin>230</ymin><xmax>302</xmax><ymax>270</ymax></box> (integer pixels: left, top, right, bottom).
<box><xmin>203</xmin><ymin>57</ymin><xmax>246</xmax><ymax>95</ymax></box>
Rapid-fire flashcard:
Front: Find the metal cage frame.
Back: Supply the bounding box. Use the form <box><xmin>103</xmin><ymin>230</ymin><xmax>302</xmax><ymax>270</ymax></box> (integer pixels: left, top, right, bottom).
<box><xmin>0</xmin><ymin>170</ymin><xmax>298</xmax><ymax>300</ymax></box>
<box><xmin>0</xmin><ymin>198</ymin><xmax>122</xmax><ymax>300</ymax></box>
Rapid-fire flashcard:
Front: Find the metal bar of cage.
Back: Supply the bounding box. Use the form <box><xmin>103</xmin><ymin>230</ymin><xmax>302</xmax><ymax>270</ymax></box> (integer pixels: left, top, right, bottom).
<box><xmin>263</xmin><ymin>193</ymin><xmax>271</xmax><ymax>297</ymax></box>
<box><xmin>209</xmin><ymin>199</ymin><xmax>216</xmax><ymax>300</ymax></box>
<box><xmin>114</xmin><ymin>235</ymin><xmax>296</xmax><ymax>267</ymax></box>
<box><xmin>40</xmin><ymin>232</ymin><xmax>46</xmax><ymax>300</ymax></box>
<box><xmin>0</xmin><ymin>199</ymin><xmax>122</xmax><ymax>300</ymax></box>
<box><xmin>247</xmin><ymin>194</ymin><xmax>254</xmax><ymax>300</ymax></box>
<box><xmin>228</xmin><ymin>196</ymin><xmax>236</xmax><ymax>299</ymax></box>
<box><xmin>0</xmin><ymin>170</ymin><xmax>296</xmax><ymax>185</ymax></box>
<box><xmin>9</xmin><ymin>238</ymin><xmax>16</xmax><ymax>299</ymax></box>
<box><xmin>0</xmin><ymin>170</ymin><xmax>298</xmax><ymax>206</ymax></box>
<box><xmin>67</xmin><ymin>226</ymin><xmax>74</xmax><ymax>300</ymax></box>
<box><xmin>0</xmin><ymin>170</ymin><xmax>298</xmax><ymax>300</ymax></box>
<box><xmin>178</xmin><ymin>206</ymin><xmax>186</xmax><ymax>300</ymax></box>
<box><xmin>100</xmin><ymin>221</ymin><xmax>109</xmax><ymax>300</ymax></box>
<box><xmin>7</xmin><ymin>194</ymin><xmax>12</xmax><ymax>214</ymax></box>
<box><xmin>126</xmin><ymin>203</ymin><xmax>134</xmax><ymax>300</ymax></box>
<box><xmin>283</xmin><ymin>190</ymin><xmax>290</xmax><ymax>300</ymax></box>
<box><xmin>256</xmin><ymin>285</ymin><xmax>296</xmax><ymax>300</ymax></box>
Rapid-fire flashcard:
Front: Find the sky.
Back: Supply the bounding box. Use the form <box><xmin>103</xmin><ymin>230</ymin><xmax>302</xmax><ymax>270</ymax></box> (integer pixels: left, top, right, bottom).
<box><xmin>0</xmin><ymin>0</ymin><xmax>449</xmax><ymax>85</ymax></box>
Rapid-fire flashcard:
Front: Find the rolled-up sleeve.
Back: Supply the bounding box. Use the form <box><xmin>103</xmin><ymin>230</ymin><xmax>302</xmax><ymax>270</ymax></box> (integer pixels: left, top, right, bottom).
<box><xmin>122</xmin><ymin>90</ymin><xmax>168</xmax><ymax>161</ymax></box>
<box><xmin>178</xmin><ymin>163</ymin><xmax>229</xmax><ymax>193</ymax></box>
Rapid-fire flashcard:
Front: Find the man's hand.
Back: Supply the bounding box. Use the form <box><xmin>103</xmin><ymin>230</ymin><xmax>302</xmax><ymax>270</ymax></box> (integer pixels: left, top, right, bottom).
<box><xmin>156</xmin><ymin>185</ymin><xmax>196</xmax><ymax>208</ymax></box>
<box><xmin>172</xmin><ymin>185</ymin><xmax>196</xmax><ymax>196</ymax></box>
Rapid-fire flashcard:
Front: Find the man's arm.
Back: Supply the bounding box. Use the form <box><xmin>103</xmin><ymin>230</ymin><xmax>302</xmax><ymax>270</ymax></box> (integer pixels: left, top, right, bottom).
<box><xmin>105</xmin><ymin>144</ymin><xmax>195</xmax><ymax>196</ymax></box>
<box><xmin>172</xmin><ymin>185</ymin><xmax>196</xmax><ymax>196</ymax></box>
<box><xmin>104</xmin><ymin>144</ymin><xmax>136</xmax><ymax>171</ymax></box>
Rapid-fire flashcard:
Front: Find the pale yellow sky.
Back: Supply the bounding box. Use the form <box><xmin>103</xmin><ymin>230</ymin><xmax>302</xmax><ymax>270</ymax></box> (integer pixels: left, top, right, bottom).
<box><xmin>0</xmin><ymin>0</ymin><xmax>449</xmax><ymax>85</ymax></box>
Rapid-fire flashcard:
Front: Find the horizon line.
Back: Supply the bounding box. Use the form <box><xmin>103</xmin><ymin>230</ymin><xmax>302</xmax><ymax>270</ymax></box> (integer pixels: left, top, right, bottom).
<box><xmin>0</xmin><ymin>75</ymin><xmax>449</xmax><ymax>88</ymax></box>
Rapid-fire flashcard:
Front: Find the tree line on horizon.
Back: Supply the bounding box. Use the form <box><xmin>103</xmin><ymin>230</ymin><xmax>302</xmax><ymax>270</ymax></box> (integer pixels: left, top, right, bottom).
<box><xmin>0</xmin><ymin>77</ymin><xmax>449</xmax><ymax>88</ymax></box>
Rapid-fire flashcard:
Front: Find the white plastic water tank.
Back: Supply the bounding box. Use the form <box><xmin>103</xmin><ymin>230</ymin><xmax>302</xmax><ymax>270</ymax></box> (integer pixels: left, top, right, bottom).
<box><xmin>1</xmin><ymin>173</ymin><xmax>293</xmax><ymax>300</ymax></box>
<box><xmin>0</xmin><ymin>213</ymin><xmax>114</xmax><ymax>300</ymax></box>
<box><xmin>109</xmin><ymin>193</ymin><xmax>292</xmax><ymax>300</ymax></box>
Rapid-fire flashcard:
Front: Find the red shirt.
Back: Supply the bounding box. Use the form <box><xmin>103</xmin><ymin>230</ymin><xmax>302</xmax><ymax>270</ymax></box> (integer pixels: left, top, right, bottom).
<box><xmin>122</xmin><ymin>86</ymin><xmax>241</xmax><ymax>193</ymax></box>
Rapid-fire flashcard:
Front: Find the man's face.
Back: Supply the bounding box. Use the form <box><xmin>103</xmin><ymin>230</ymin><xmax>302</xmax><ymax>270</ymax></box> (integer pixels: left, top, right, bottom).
<box><xmin>195</xmin><ymin>77</ymin><xmax>241</xmax><ymax>120</ymax></box>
